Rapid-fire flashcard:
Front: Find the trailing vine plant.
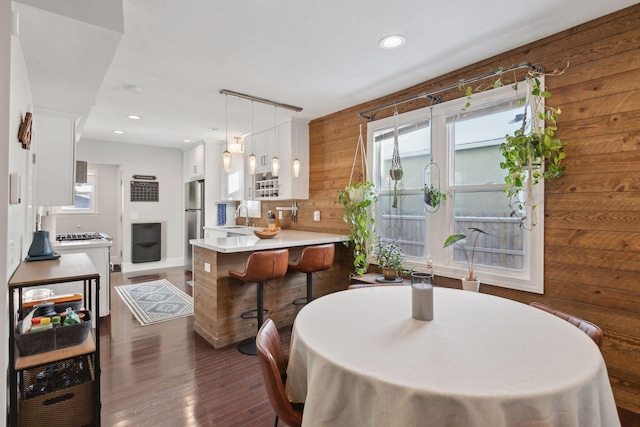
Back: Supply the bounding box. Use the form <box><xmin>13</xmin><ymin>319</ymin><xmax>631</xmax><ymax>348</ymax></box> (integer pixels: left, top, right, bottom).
<box><xmin>459</xmin><ymin>63</ymin><xmax>569</xmax><ymax>229</ymax></box>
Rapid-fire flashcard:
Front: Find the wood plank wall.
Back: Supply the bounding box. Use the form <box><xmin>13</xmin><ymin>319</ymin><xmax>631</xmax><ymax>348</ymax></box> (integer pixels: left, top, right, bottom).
<box><xmin>247</xmin><ymin>5</ymin><xmax>640</xmax><ymax>419</ymax></box>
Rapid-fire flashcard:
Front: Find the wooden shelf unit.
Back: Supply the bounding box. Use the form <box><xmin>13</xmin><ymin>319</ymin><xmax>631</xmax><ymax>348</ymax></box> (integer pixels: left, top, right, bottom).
<box><xmin>7</xmin><ymin>253</ymin><xmax>101</xmax><ymax>426</ymax></box>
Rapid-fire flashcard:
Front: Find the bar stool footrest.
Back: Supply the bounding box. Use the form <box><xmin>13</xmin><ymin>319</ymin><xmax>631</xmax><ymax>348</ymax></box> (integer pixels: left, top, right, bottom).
<box><xmin>240</xmin><ymin>309</ymin><xmax>269</xmax><ymax>320</ymax></box>
<box><xmin>292</xmin><ymin>297</ymin><xmax>308</xmax><ymax>305</ymax></box>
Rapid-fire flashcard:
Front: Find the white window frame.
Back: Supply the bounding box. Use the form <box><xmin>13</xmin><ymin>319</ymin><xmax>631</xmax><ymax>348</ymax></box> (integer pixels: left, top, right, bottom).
<box><xmin>52</xmin><ymin>169</ymin><xmax>99</xmax><ymax>215</ymax></box>
<box><xmin>367</xmin><ymin>83</ymin><xmax>544</xmax><ymax>294</ymax></box>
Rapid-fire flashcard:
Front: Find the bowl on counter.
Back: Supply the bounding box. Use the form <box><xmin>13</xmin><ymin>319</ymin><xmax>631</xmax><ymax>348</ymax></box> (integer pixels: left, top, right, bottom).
<box><xmin>253</xmin><ymin>228</ymin><xmax>280</xmax><ymax>239</ymax></box>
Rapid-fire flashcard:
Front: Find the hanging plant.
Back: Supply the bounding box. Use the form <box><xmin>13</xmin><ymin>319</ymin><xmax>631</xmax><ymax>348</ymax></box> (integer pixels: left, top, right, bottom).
<box><xmin>390</xmin><ymin>110</ymin><xmax>403</xmax><ymax>208</ymax></box>
<box><xmin>460</xmin><ymin>64</ymin><xmax>569</xmax><ymax>229</ymax></box>
<box><xmin>499</xmin><ymin>69</ymin><xmax>568</xmax><ymax>229</ymax></box>
<box><xmin>423</xmin><ymin>184</ymin><xmax>447</xmax><ymax>208</ymax></box>
<box><xmin>338</xmin><ymin>181</ymin><xmax>378</xmax><ymax>276</ymax></box>
<box><xmin>338</xmin><ymin>124</ymin><xmax>379</xmax><ymax>276</ymax></box>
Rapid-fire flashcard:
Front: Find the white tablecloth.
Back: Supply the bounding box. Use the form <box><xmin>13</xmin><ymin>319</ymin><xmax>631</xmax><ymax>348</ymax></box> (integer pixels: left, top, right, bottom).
<box><xmin>286</xmin><ymin>287</ymin><xmax>620</xmax><ymax>427</ymax></box>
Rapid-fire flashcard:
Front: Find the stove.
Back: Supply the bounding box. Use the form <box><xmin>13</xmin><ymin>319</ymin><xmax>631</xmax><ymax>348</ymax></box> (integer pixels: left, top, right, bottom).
<box><xmin>56</xmin><ymin>232</ymin><xmax>112</xmax><ymax>242</ymax></box>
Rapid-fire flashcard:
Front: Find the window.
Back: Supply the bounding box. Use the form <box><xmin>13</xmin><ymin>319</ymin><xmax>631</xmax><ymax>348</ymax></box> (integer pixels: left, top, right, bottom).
<box><xmin>54</xmin><ymin>169</ymin><xmax>99</xmax><ymax>214</ymax></box>
<box><xmin>368</xmin><ymin>83</ymin><xmax>544</xmax><ymax>293</ymax></box>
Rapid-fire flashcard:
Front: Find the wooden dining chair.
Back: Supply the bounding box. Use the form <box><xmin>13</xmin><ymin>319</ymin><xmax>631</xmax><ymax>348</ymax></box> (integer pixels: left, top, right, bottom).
<box><xmin>529</xmin><ymin>302</ymin><xmax>603</xmax><ymax>348</ymax></box>
<box><xmin>256</xmin><ymin>318</ymin><xmax>304</xmax><ymax>427</ymax></box>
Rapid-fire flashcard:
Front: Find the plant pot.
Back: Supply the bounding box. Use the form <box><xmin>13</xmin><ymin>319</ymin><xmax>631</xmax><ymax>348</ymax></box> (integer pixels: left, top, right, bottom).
<box><xmin>424</xmin><ymin>191</ymin><xmax>439</xmax><ymax>207</ymax></box>
<box><xmin>389</xmin><ymin>168</ymin><xmax>403</xmax><ymax>181</ymax></box>
<box><xmin>461</xmin><ymin>278</ymin><xmax>480</xmax><ymax>292</ymax></box>
<box><xmin>348</xmin><ymin>188</ymin><xmax>365</xmax><ymax>203</ymax></box>
<box><xmin>382</xmin><ymin>267</ymin><xmax>397</xmax><ymax>281</ymax></box>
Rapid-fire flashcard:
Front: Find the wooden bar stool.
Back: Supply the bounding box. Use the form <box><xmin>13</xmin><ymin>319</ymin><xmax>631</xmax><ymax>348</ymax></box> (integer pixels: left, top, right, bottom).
<box><xmin>289</xmin><ymin>244</ymin><xmax>335</xmax><ymax>305</ymax></box>
<box><xmin>229</xmin><ymin>249</ymin><xmax>289</xmax><ymax>355</ymax></box>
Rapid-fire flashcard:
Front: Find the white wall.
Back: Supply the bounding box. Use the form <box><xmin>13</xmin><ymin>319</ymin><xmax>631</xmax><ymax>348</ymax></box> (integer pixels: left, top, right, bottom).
<box><xmin>4</xmin><ymin>12</ymin><xmax>37</xmax><ymax>425</ymax></box>
<box><xmin>76</xmin><ymin>139</ymin><xmax>184</xmax><ymax>272</ymax></box>
<box><xmin>55</xmin><ymin>163</ymin><xmax>121</xmax><ymax>263</ymax></box>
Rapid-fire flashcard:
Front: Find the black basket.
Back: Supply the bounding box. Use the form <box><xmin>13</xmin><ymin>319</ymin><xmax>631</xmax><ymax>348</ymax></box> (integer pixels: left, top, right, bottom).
<box><xmin>15</xmin><ymin>311</ymin><xmax>92</xmax><ymax>356</ymax></box>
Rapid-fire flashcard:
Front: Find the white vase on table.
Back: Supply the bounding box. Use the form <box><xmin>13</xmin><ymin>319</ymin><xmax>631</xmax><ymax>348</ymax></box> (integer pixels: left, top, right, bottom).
<box><xmin>461</xmin><ymin>278</ymin><xmax>480</xmax><ymax>292</ymax></box>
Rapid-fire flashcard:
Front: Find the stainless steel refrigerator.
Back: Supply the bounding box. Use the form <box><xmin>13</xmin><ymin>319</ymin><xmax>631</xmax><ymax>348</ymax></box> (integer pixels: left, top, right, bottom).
<box><xmin>185</xmin><ymin>180</ymin><xmax>204</xmax><ymax>271</ymax></box>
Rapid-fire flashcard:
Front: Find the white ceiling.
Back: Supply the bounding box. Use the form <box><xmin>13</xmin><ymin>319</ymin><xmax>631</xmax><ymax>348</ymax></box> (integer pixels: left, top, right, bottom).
<box><xmin>13</xmin><ymin>0</ymin><xmax>638</xmax><ymax>149</ymax></box>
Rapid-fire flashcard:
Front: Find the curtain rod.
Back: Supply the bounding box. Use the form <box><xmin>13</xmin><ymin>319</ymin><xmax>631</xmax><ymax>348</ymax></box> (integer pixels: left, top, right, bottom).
<box><xmin>220</xmin><ymin>89</ymin><xmax>303</xmax><ymax>112</ymax></box>
<box><xmin>356</xmin><ymin>62</ymin><xmax>543</xmax><ymax>121</ymax></box>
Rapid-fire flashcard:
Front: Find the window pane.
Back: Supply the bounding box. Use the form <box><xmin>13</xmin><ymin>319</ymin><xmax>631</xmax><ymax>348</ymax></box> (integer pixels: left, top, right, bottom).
<box><xmin>375</xmin><ymin>120</ymin><xmax>430</xmax><ymax>191</ymax></box>
<box><xmin>453</xmin><ymin>190</ymin><xmax>525</xmax><ymax>271</ymax></box>
<box><xmin>377</xmin><ymin>193</ymin><xmax>426</xmax><ymax>258</ymax></box>
<box><xmin>451</xmin><ymin>107</ymin><xmax>523</xmax><ymax>186</ymax></box>
<box><xmin>374</xmin><ymin>119</ymin><xmax>431</xmax><ymax>260</ymax></box>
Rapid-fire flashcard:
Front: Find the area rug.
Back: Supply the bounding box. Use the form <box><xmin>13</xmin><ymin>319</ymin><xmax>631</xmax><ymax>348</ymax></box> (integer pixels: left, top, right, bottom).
<box><xmin>115</xmin><ymin>279</ymin><xmax>193</xmax><ymax>326</ymax></box>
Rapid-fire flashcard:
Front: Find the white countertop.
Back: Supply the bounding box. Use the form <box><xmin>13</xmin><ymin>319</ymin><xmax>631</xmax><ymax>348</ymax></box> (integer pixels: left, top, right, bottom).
<box><xmin>190</xmin><ymin>229</ymin><xmax>346</xmax><ymax>253</ymax></box>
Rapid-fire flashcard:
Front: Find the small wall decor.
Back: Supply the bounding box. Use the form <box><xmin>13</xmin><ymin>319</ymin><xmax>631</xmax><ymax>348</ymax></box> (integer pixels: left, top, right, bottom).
<box><xmin>131</xmin><ymin>180</ymin><xmax>159</xmax><ymax>202</ymax></box>
<box><xmin>18</xmin><ymin>112</ymin><xmax>32</xmax><ymax>150</ymax></box>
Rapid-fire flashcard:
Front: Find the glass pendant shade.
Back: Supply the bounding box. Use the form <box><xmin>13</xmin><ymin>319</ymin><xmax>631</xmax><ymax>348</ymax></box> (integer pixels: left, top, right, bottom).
<box><xmin>249</xmin><ymin>153</ymin><xmax>256</xmax><ymax>175</ymax></box>
<box><xmin>222</xmin><ymin>149</ymin><xmax>232</xmax><ymax>172</ymax></box>
<box><xmin>293</xmin><ymin>158</ymin><xmax>300</xmax><ymax>178</ymax></box>
<box><xmin>271</xmin><ymin>156</ymin><xmax>280</xmax><ymax>177</ymax></box>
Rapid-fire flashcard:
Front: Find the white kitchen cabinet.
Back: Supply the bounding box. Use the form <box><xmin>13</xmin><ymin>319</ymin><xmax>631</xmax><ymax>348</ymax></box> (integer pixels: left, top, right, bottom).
<box><xmin>245</xmin><ymin>117</ymin><xmax>309</xmax><ymax>200</ymax></box>
<box><xmin>183</xmin><ymin>143</ymin><xmax>205</xmax><ymax>182</ymax></box>
<box><xmin>34</xmin><ymin>109</ymin><xmax>80</xmax><ymax>206</ymax></box>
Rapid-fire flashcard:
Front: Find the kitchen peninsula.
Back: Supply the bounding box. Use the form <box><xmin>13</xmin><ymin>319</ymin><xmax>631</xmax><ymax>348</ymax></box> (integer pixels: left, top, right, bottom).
<box><xmin>190</xmin><ymin>229</ymin><xmax>347</xmax><ymax>348</ymax></box>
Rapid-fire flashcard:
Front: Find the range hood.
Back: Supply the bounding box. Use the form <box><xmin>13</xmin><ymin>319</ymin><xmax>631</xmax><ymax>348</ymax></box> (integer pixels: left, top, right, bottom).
<box><xmin>75</xmin><ymin>160</ymin><xmax>88</xmax><ymax>184</ymax></box>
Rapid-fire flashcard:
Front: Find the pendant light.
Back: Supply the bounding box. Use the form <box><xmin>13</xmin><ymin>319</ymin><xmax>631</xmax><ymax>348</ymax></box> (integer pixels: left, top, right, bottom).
<box><xmin>271</xmin><ymin>105</ymin><xmax>280</xmax><ymax>177</ymax></box>
<box><xmin>222</xmin><ymin>94</ymin><xmax>231</xmax><ymax>173</ymax></box>
<box><xmin>292</xmin><ymin>112</ymin><xmax>300</xmax><ymax>178</ymax></box>
<box><xmin>248</xmin><ymin>101</ymin><xmax>256</xmax><ymax>175</ymax></box>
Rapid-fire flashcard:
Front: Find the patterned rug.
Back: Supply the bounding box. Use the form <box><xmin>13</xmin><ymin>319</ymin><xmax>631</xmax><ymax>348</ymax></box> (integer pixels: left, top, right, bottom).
<box><xmin>115</xmin><ymin>279</ymin><xmax>193</xmax><ymax>326</ymax></box>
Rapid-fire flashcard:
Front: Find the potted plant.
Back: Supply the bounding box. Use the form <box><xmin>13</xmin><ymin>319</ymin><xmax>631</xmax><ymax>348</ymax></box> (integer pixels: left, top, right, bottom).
<box><xmin>372</xmin><ymin>238</ymin><xmax>404</xmax><ymax>281</ymax></box>
<box><xmin>338</xmin><ymin>181</ymin><xmax>379</xmax><ymax>276</ymax></box>
<box><xmin>443</xmin><ymin>227</ymin><xmax>489</xmax><ymax>291</ymax></box>
<box><xmin>499</xmin><ymin>72</ymin><xmax>568</xmax><ymax>229</ymax></box>
<box><xmin>423</xmin><ymin>184</ymin><xmax>447</xmax><ymax>208</ymax></box>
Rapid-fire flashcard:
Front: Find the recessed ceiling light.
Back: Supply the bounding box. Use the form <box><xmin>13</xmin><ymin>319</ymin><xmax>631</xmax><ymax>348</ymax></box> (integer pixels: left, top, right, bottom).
<box><xmin>128</xmin><ymin>115</ymin><xmax>140</xmax><ymax>120</ymax></box>
<box><xmin>183</xmin><ymin>139</ymin><xmax>191</xmax><ymax>143</ymax></box>
<box><xmin>113</xmin><ymin>130</ymin><xmax>124</xmax><ymax>134</ymax></box>
<box><xmin>379</xmin><ymin>34</ymin><xmax>406</xmax><ymax>49</ymax></box>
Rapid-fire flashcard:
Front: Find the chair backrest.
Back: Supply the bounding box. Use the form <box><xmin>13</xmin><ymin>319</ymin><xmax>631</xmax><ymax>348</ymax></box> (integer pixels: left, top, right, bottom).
<box><xmin>529</xmin><ymin>302</ymin><xmax>603</xmax><ymax>348</ymax></box>
<box><xmin>232</xmin><ymin>249</ymin><xmax>289</xmax><ymax>283</ymax></box>
<box><xmin>295</xmin><ymin>244</ymin><xmax>335</xmax><ymax>273</ymax></box>
<box><xmin>256</xmin><ymin>319</ymin><xmax>303</xmax><ymax>427</ymax></box>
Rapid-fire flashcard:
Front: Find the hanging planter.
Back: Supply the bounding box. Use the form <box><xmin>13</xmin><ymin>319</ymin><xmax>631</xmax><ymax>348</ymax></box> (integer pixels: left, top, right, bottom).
<box><xmin>499</xmin><ymin>73</ymin><xmax>568</xmax><ymax>229</ymax></box>
<box><xmin>389</xmin><ymin>110</ymin><xmax>404</xmax><ymax>208</ymax></box>
<box><xmin>423</xmin><ymin>107</ymin><xmax>446</xmax><ymax>213</ymax></box>
<box><xmin>423</xmin><ymin>184</ymin><xmax>447</xmax><ymax>208</ymax></box>
<box><xmin>337</xmin><ymin>124</ymin><xmax>378</xmax><ymax>276</ymax></box>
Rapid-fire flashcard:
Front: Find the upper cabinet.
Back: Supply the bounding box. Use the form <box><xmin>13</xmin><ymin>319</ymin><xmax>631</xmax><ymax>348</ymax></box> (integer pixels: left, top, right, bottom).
<box><xmin>183</xmin><ymin>143</ymin><xmax>205</xmax><ymax>182</ymax></box>
<box><xmin>34</xmin><ymin>109</ymin><xmax>80</xmax><ymax>206</ymax></box>
<box><xmin>244</xmin><ymin>117</ymin><xmax>309</xmax><ymax>200</ymax></box>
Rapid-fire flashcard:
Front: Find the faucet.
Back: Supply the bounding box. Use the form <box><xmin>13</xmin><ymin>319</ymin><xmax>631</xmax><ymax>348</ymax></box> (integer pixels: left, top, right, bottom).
<box><xmin>236</xmin><ymin>204</ymin><xmax>250</xmax><ymax>226</ymax></box>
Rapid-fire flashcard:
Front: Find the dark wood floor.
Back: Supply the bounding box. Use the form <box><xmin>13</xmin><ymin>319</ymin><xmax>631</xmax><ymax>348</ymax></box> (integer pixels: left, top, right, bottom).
<box><xmin>100</xmin><ymin>267</ymin><xmax>286</xmax><ymax>426</ymax></box>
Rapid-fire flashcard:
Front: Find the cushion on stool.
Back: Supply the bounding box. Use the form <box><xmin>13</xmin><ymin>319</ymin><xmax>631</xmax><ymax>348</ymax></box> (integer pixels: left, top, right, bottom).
<box><xmin>229</xmin><ymin>249</ymin><xmax>289</xmax><ymax>283</ymax></box>
<box><xmin>288</xmin><ymin>244</ymin><xmax>335</xmax><ymax>274</ymax></box>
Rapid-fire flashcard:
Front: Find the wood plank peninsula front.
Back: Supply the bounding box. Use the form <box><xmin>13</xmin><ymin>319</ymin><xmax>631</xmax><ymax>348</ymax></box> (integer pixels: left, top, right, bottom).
<box><xmin>190</xmin><ymin>229</ymin><xmax>347</xmax><ymax>348</ymax></box>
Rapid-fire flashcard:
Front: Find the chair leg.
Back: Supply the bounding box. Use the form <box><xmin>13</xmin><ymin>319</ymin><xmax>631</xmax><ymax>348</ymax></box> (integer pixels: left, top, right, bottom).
<box><xmin>257</xmin><ymin>281</ymin><xmax>265</xmax><ymax>329</ymax></box>
<box><xmin>293</xmin><ymin>273</ymin><xmax>314</xmax><ymax>305</ymax></box>
<box><xmin>306</xmin><ymin>272</ymin><xmax>313</xmax><ymax>303</ymax></box>
<box><xmin>238</xmin><ymin>281</ymin><xmax>265</xmax><ymax>356</ymax></box>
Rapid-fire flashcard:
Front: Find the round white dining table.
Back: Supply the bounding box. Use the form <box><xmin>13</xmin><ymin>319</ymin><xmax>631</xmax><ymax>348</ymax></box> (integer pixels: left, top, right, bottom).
<box><xmin>285</xmin><ymin>286</ymin><xmax>620</xmax><ymax>427</ymax></box>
